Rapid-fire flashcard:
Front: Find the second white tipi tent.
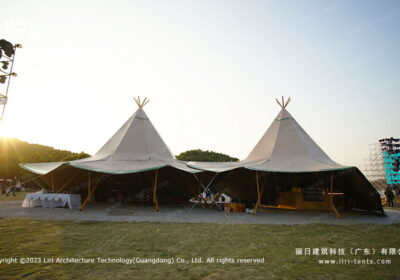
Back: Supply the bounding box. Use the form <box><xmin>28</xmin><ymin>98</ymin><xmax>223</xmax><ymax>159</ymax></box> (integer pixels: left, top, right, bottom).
<box><xmin>188</xmin><ymin>97</ymin><xmax>383</xmax><ymax>215</ymax></box>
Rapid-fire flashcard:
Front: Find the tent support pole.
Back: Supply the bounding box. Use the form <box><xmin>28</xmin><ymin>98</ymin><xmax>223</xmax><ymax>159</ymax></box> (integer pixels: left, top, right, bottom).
<box><xmin>210</xmin><ymin>184</ymin><xmax>229</xmax><ymax>208</ymax></box>
<box><xmin>153</xmin><ymin>169</ymin><xmax>159</xmax><ymax>212</ymax></box>
<box><xmin>192</xmin><ymin>186</ymin><xmax>205</xmax><ymax>208</ymax></box>
<box><xmin>80</xmin><ymin>178</ymin><xmax>101</xmax><ymax>211</ymax></box>
<box><xmin>198</xmin><ymin>187</ymin><xmax>208</xmax><ymax>206</ymax></box>
<box><xmin>56</xmin><ymin>170</ymin><xmax>81</xmax><ymax>193</ymax></box>
<box><xmin>210</xmin><ymin>172</ymin><xmax>241</xmax><ymax>208</ymax></box>
<box><xmin>194</xmin><ymin>175</ymin><xmax>208</xmax><ymax>206</ymax></box>
<box><xmin>329</xmin><ymin>171</ymin><xmax>341</xmax><ymax>219</ymax></box>
<box><xmin>185</xmin><ymin>177</ymin><xmax>204</xmax><ymax>208</ymax></box>
<box><xmin>197</xmin><ymin>182</ymin><xmax>202</xmax><ymax>205</ymax></box>
<box><xmin>33</xmin><ymin>177</ymin><xmax>46</xmax><ymax>189</ymax></box>
<box><xmin>253</xmin><ymin>171</ymin><xmax>260</xmax><ymax>214</ymax></box>
<box><xmin>330</xmin><ymin>171</ymin><xmax>333</xmax><ymax>212</ymax></box>
<box><xmin>190</xmin><ymin>173</ymin><xmax>217</xmax><ymax>210</ymax></box>
<box><xmin>332</xmin><ymin>203</ymin><xmax>341</xmax><ymax>219</ymax></box>
<box><xmin>192</xmin><ymin>173</ymin><xmax>217</xmax><ymax>206</ymax></box>
<box><xmin>88</xmin><ymin>171</ymin><xmax>91</xmax><ymax>202</ymax></box>
<box><xmin>51</xmin><ymin>174</ymin><xmax>55</xmax><ymax>193</ymax></box>
<box><xmin>253</xmin><ymin>172</ymin><xmax>267</xmax><ymax>214</ymax></box>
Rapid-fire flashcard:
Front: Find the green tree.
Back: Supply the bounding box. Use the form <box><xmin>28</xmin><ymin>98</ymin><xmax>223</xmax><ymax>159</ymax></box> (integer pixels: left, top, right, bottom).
<box><xmin>176</xmin><ymin>149</ymin><xmax>238</xmax><ymax>162</ymax></box>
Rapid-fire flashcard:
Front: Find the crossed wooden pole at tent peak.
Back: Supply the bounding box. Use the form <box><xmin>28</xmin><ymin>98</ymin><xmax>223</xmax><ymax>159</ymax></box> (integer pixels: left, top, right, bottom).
<box><xmin>275</xmin><ymin>96</ymin><xmax>291</xmax><ymax>109</ymax></box>
<box><xmin>134</xmin><ymin>96</ymin><xmax>149</xmax><ymax>108</ymax></box>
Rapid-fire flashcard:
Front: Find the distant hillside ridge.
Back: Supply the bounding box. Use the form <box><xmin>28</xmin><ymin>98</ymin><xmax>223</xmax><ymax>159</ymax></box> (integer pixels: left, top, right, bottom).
<box><xmin>0</xmin><ymin>137</ymin><xmax>90</xmax><ymax>178</ymax></box>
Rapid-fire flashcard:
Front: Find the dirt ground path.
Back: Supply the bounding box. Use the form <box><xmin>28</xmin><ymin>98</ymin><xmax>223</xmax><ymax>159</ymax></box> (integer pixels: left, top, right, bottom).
<box><xmin>1</xmin><ymin>200</ymin><xmax>399</xmax><ymax>225</ymax></box>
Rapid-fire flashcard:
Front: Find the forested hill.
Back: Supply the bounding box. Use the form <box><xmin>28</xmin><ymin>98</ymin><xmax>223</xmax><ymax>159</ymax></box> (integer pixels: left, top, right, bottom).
<box><xmin>0</xmin><ymin>137</ymin><xmax>90</xmax><ymax>178</ymax></box>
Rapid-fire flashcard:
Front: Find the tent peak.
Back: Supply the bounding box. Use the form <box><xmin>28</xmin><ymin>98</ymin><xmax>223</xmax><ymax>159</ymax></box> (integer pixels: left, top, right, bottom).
<box><xmin>275</xmin><ymin>96</ymin><xmax>291</xmax><ymax>109</ymax></box>
<box><xmin>134</xmin><ymin>96</ymin><xmax>149</xmax><ymax>108</ymax></box>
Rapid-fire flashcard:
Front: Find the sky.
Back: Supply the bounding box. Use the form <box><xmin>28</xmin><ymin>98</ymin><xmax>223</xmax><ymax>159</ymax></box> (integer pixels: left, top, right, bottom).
<box><xmin>0</xmin><ymin>0</ymin><xmax>399</xmax><ymax>167</ymax></box>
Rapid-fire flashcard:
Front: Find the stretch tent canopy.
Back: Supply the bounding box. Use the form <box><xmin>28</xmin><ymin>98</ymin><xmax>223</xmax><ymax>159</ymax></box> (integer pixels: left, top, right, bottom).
<box><xmin>187</xmin><ymin>98</ymin><xmax>383</xmax><ymax>215</ymax></box>
<box><xmin>20</xmin><ymin>97</ymin><xmax>204</xmax><ymax>211</ymax></box>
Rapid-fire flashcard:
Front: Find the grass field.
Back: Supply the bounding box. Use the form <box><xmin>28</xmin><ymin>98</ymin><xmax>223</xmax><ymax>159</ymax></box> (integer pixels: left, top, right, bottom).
<box><xmin>0</xmin><ymin>218</ymin><xmax>399</xmax><ymax>280</ymax></box>
<box><xmin>0</xmin><ymin>192</ymin><xmax>27</xmax><ymax>201</ymax></box>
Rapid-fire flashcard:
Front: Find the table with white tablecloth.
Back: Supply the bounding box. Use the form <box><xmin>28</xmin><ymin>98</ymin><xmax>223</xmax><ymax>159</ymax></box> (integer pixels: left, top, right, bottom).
<box><xmin>22</xmin><ymin>193</ymin><xmax>81</xmax><ymax>209</ymax></box>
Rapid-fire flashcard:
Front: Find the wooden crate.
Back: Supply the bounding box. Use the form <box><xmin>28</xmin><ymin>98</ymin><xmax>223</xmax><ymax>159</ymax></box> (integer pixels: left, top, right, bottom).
<box><xmin>226</xmin><ymin>203</ymin><xmax>245</xmax><ymax>213</ymax></box>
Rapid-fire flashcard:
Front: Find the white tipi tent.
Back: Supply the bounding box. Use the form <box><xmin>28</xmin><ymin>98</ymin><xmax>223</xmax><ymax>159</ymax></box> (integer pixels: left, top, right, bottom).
<box><xmin>20</xmin><ymin>97</ymin><xmax>203</xmax><ymax>211</ymax></box>
<box><xmin>188</xmin><ymin>97</ymin><xmax>383</xmax><ymax>215</ymax></box>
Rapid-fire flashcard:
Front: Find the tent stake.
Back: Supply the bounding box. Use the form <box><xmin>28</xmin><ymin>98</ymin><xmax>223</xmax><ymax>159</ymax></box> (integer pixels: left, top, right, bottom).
<box><xmin>153</xmin><ymin>169</ymin><xmax>159</xmax><ymax>212</ymax></box>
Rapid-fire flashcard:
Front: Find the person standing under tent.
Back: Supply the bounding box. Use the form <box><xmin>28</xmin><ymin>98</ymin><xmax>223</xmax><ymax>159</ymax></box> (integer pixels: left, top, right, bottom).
<box><xmin>15</xmin><ymin>178</ymin><xmax>21</xmax><ymax>193</ymax></box>
<box><xmin>385</xmin><ymin>186</ymin><xmax>395</xmax><ymax>207</ymax></box>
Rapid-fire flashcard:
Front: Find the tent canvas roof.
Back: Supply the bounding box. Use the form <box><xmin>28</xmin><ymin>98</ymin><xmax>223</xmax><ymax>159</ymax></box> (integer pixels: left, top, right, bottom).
<box><xmin>20</xmin><ymin>108</ymin><xmax>200</xmax><ymax>175</ymax></box>
<box><xmin>188</xmin><ymin>108</ymin><xmax>349</xmax><ymax>173</ymax></box>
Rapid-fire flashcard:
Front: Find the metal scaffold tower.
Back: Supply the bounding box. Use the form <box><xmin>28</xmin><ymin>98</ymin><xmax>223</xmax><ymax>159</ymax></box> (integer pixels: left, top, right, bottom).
<box><xmin>360</xmin><ymin>143</ymin><xmax>387</xmax><ymax>191</ymax></box>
